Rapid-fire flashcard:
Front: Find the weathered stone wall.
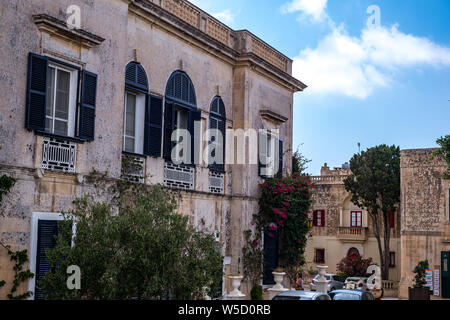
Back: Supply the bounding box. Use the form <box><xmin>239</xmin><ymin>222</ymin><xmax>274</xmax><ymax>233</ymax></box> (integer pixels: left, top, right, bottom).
<box><xmin>399</xmin><ymin>149</ymin><xmax>450</xmax><ymax>299</ymax></box>
<box><xmin>0</xmin><ymin>0</ymin><xmax>302</xmax><ymax>298</ymax></box>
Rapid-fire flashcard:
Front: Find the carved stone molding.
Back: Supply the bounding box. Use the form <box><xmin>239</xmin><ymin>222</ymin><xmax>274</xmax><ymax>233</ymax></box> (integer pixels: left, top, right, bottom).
<box><xmin>33</xmin><ymin>14</ymin><xmax>105</xmax><ymax>49</ymax></box>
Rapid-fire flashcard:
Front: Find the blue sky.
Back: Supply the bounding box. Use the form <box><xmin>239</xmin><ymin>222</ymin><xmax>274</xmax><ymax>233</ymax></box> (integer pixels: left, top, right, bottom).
<box><xmin>190</xmin><ymin>0</ymin><xmax>450</xmax><ymax>175</ymax></box>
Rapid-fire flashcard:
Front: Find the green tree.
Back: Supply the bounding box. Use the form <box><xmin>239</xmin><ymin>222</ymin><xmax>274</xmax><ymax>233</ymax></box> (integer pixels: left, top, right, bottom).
<box><xmin>292</xmin><ymin>146</ymin><xmax>311</xmax><ymax>175</ymax></box>
<box><xmin>344</xmin><ymin>145</ymin><xmax>400</xmax><ymax>280</ymax></box>
<box><xmin>433</xmin><ymin>135</ymin><xmax>450</xmax><ymax>179</ymax></box>
<box><xmin>40</xmin><ymin>185</ymin><xmax>223</xmax><ymax>300</ymax></box>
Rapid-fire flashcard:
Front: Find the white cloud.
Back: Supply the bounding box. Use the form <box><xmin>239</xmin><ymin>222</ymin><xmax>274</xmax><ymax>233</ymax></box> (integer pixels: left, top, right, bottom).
<box><xmin>293</xmin><ymin>25</ymin><xmax>450</xmax><ymax>99</ymax></box>
<box><xmin>212</xmin><ymin>9</ymin><xmax>235</xmax><ymax>25</ymax></box>
<box><xmin>281</xmin><ymin>0</ymin><xmax>328</xmax><ymax>22</ymax></box>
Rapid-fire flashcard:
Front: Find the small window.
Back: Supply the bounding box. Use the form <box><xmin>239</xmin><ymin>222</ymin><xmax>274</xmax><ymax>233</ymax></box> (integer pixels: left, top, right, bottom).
<box><xmin>389</xmin><ymin>252</ymin><xmax>396</xmax><ymax>268</ymax></box>
<box><xmin>350</xmin><ymin>211</ymin><xmax>362</xmax><ymax>227</ymax></box>
<box><xmin>314</xmin><ymin>249</ymin><xmax>325</xmax><ymax>264</ymax></box>
<box><xmin>313</xmin><ymin>210</ymin><xmax>325</xmax><ymax>227</ymax></box>
<box><xmin>123</xmin><ymin>91</ymin><xmax>145</xmax><ymax>154</ymax></box>
<box><xmin>45</xmin><ymin>63</ymin><xmax>78</xmax><ymax>137</ymax></box>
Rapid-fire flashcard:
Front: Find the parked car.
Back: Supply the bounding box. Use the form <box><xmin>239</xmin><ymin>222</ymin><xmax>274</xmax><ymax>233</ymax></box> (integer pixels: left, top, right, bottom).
<box><xmin>272</xmin><ymin>290</ymin><xmax>331</xmax><ymax>301</ymax></box>
<box><xmin>329</xmin><ymin>289</ymin><xmax>375</xmax><ymax>300</ymax></box>
<box><xmin>309</xmin><ymin>274</ymin><xmax>344</xmax><ymax>292</ymax></box>
<box><xmin>344</xmin><ymin>277</ymin><xmax>368</xmax><ymax>290</ymax></box>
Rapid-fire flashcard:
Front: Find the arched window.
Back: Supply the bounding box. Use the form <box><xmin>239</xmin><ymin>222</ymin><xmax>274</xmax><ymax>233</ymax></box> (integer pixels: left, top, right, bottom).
<box><xmin>125</xmin><ymin>62</ymin><xmax>149</xmax><ymax>93</ymax></box>
<box><xmin>208</xmin><ymin>96</ymin><xmax>226</xmax><ymax>172</ymax></box>
<box><xmin>163</xmin><ymin>71</ymin><xmax>200</xmax><ymax>165</ymax></box>
<box><xmin>123</xmin><ymin>62</ymin><xmax>163</xmax><ymax>157</ymax></box>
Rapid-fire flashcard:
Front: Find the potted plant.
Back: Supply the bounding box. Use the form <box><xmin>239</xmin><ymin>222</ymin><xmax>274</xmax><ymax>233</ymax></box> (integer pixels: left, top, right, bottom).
<box><xmin>408</xmin><ymin>260</ymin><xmax>430</xmax><ymax>300</ymax></box>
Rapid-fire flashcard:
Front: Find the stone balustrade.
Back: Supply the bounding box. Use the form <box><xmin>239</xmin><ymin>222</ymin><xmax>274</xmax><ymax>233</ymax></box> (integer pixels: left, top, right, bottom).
<box><xmin>153</xmin><ymin>0</ymin><xmax>290</xmax><ymax>73</ymax></box>
<box><xmin>310</xmin><ymin>175</ymin><xmax>348</xmax><ymax>184</ymax></box>
<box><xmin>337</xmin><ymin>227</ymin><xmax>368</xmax><ymax>242</ymax></box>
<box><xmin>382</xmin><ymin>280</ymin><xmax>398</xmax><ymax>290</ymax></box>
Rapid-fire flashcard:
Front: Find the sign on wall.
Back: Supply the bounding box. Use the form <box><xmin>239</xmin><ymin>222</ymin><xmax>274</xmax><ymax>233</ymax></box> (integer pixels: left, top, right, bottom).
<box><xmin>425</xmin><ymin>270</ymin><xmax>433</xmax><ymax>290</ymax></box>
<box><xmin>434</xmin><ymin>267</ymin><xmax>440</xmax><ymax>297</ymax></box>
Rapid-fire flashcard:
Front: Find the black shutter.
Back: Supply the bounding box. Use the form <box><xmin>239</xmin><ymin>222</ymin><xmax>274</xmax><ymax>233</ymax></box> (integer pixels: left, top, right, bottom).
<box><xmin>258</xmin><ymin>130</ymin><xmax>267</xmax><ymax>178</ymax></box>
<box><xmin>144</xmin><ymin>95</ymin><xmax>163</xmax><ymax>157</ymax></box>
<box><xmin>163</xmin><ymin>102</ymin><xmax>174</xmax><ymax>160</ymax></box>
<box><xmin>277</xmin><ymin>139</ymin><xmax>283</xmax><ymax>178</ymax></box>
<box><xmin>217</xmin><ymin>119</ymin><xmax>226</xmax><ymax>172</ymax></box>
<box><xmin>35</xmin><ymin>220</ymin><xmax>58</xmax><ymax>300</ymax></box>
<box><xmin>125</xmin><ymin>62</ymin><xmax>148</xmax><ymax>93</ymax></box>
<box><xmin>189</xmin><ymin>110</ymin><xmax>201</xmax><ymax>165</ymax></box>
<box><xmin>78</xmin><ymin>70</ymin><xmax>97</xmax><ymax>141</ymax></box>
<box><xmin>208</xmin><ymin>117</ymin><xmax>218</xmax><ymax>171</ymax></box>
<box><xmin>25</xmin><ymin>53</ymin><xmax>48</xmax><ymax>131</ymax></box>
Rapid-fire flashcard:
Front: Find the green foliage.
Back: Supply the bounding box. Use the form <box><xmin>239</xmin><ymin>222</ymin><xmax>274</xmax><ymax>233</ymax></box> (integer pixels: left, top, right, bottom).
<box><xmin>256</xmin><ymin>175</ymin><xmax>312</xmax><ymax>271</ymax></box>
<box><xmin>250</xmin><ymin>285</ymin><xmax>263</xmax><ymax>300</ymax></box>
<box><xmin>337</xmin><ymin>272</ymin><xmax>348</xmax><ymax>283</ymax></box>
<box><xmin>432</xmin><ymin>135</ymin><xmax>450</xmax><ymax>179</ymax></box>
<box><xmin>0</xmin><ymin>242</ymin><xmax>35</xmax><ymax>300</ymax></box>
<box><xmin>337</xmin><ymin>251</ymin><xmax>373</xmax><ymax>278</ymax></box>
<box><xmin>343</xmin><ymin>144</ymin><xmax>400</xmax><ymax>279</ymax></box>
<box><xmin>413</xmin><ymin>260</ymin><xmax>429</xmax><ymax>289</ymax></box>
<box><xmin>0</xmin><ymin>174</ymin><xmax>16</xmax><ymax>211</ymax></box>
<box><xmin>40</xmin><ymin>185</ymin><xmax>223</xmax><ymax>300</ymax></box>
<box><xmin>292</xmin><ymin>147</ymin><xmax>311</xmax><ymax>175</ymax></box>
<box><xmin>344</xmin><ymin>145</ymin><xmax>400</xmax><ymax>216</ymax></box>
<box><xmin>242</xmin><ymin>230</ymin><xmax>263</xmax><ymax>287</ymax></box>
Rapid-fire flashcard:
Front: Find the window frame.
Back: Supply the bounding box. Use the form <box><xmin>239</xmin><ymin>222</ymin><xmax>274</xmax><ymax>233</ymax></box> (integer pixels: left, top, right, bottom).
<box><xmin>389</xmin><ymin>252</ymin><xmax>396</xmax><ymax>268</ymax></box>
<box><xmin>28</xmin><ymin>54</ymin><xmax>88</xmax><ymax>143</ymax></box>
<box><xmin>350</xmin><ymin>211</ymin><xmax>363</xmax><ymax>228</ymax></box>
<box><xmin>45</xmin><ymin>61</ymin><xmax>78</xmax><ymax>138</ymax></box>
<box><xmin>313</xmin><ymin>210</ymin><xmax>326</xmax><ymax>227</ymax></box>
<box><xmin>208</xmin><ymin>96</ymin><xmax>226</xmax><ymax>173</ymax></box>
<box><xmin>314</xmin><ymin>248</ymin><xmax>325</xmax><ymax>264</ymax></box>
<box><xmin>28</xmin><ymin>212</ymin><xmax>76</xmax><ymax>300</ymax></box>
<box><xmin>258</xmin><ymin>130</ymin><xmax>280</xmax><ymax>178</ymax></box>
<box><xmin>122</xmin><ymin>90</ymin><xmax>146</xmax><ymax>155</ymax></box>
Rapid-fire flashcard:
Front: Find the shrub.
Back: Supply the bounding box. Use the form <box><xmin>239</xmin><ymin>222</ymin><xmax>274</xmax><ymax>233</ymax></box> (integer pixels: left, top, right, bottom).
<box><xmin>250</xmin><ymin>285</ymin><xmax>263</xmax><ymax>300</ymax></box>
<box><xmin>337</xmin><ymin>252</ymin><xmax>373</xmax><ymax>278</ymax></box>
<box><xmin>40</xmin><ymin>185</ymin><xmax>223</xmax><ymax>300</ymax></box>
<box><xmin>413</xmin><ymin>260</ymin><xmax>429</xmax><ymax>289</ymax></box>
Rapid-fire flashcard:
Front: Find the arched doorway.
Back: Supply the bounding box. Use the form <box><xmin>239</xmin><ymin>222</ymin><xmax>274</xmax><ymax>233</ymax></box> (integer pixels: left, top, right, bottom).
<box><xmin>348</xmin><ymin>247</ymin><xmax>360</xmax><ymax>257</ymax></box>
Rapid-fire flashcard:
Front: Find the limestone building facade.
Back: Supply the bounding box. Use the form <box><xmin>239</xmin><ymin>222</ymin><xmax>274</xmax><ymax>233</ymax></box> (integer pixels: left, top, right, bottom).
<box><xmin>305</xmin><ymin>163</ymin><xmax>401</xmax><ymax>286</ymax></box>
<box><xmin>0</xmin><ymin>0</ymin><xmax>305</xmax><ymax>299</ymax></box>
<box><xmin>399</xmin><ymin>148</ymin><xmax>450</xmax><ymax>299</ymax></box>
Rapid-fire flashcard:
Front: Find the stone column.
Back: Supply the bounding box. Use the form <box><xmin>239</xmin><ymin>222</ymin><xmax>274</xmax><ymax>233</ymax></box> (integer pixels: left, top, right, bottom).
<box><xmin>315</xmin><ymin>266</ymin><xmax>329</xmax><ymax>293</ymax></box>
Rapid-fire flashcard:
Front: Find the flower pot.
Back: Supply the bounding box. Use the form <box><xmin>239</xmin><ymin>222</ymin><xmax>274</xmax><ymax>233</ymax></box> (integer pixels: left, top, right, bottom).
<box><xmin>270</xmin><ymin>272</ymin><xmax>289</xmax><ymax>291</ymax></box>
<box><xmin>227</xmin><ymin>275</ymin><xmax>245</xmax><ymax>298</ymax></box>
<box><xmin>408</xmin><ymin>287</ymin><xmax>430</xmax><ymax>300</ymax></box>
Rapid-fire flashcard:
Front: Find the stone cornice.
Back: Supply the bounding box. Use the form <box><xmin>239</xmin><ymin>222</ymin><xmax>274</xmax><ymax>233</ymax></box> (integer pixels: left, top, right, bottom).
<box><xmin>33</xmin><ymin>14</ymin><xmax>105</xmax><ymax>49</ymax></box>
<box><xmin>131</xmin><ymin>0</ymin><xmax>306</xmax><ymax>92</ymax></box>
<box><xmin>259</xmin><ymin>110</ymin><xmax>288</xmax><ymax>124</ymax></box>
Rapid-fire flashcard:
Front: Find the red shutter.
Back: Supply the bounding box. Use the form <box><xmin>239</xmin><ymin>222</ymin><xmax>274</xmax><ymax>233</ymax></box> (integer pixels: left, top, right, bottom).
<box><xmin>322</xmin><ymin>210</ymin><xmax>326</xmax><ymax>227</ymax></box>
<box><xmin>388</xmin><ymin>211</ymin><xmax>395</xmax><ymax>229</ymax></box>
<box><xmin>313</xmin><ymin>211</ymin><xmax>318</xmax><ymax>227</ymax></box>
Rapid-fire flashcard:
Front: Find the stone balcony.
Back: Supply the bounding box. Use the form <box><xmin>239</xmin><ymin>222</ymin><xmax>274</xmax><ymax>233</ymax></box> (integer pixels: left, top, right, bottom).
<box><xmin>337</xmin><ymin>227</ymin><xmax>368</xmax><ymax>242</ymax></box>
